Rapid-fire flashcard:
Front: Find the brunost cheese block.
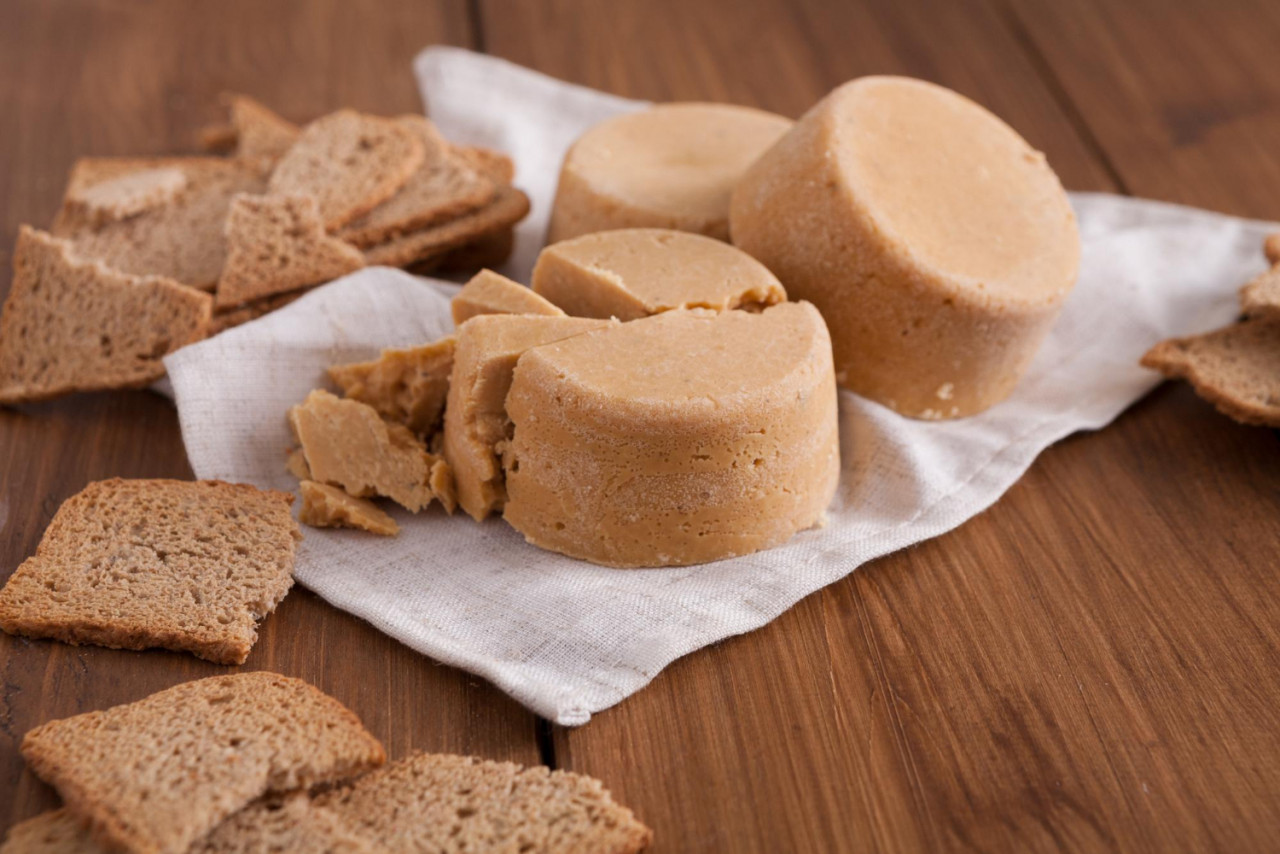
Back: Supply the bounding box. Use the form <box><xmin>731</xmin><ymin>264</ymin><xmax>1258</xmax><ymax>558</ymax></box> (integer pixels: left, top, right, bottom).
<box><xmin>451</xmin><ymin>269</ymin><xmax>564</xmax><ymax>326</ymax></box>
<box><xmin>731</xmin><ymin>76</ymin><xmax>1080</xmax><ymax>419</ymax></box>
<box><xmin>549</xmin><ymin>103</ymin><xmax>792</xmax><ymax>243</ymax></box>
<box><xmin>442</xmin><ymin>315</ymin><xmax>614</xmax><ymax>521</ymax></box>
<box><xmin>502</xmin><ymin>303</ymin><xmax>839</xmax><ymax>568</ymax></box>
<box><xmin>532</xmin><ymin>228</ymin><xmax>786</xmax><ymax>321</ymax></box>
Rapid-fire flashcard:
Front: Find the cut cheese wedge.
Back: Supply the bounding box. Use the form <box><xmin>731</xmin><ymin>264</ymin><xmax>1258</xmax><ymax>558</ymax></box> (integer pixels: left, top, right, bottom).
<box><xmin>532</xmin><ymin>228</ymin><xmax>785</xmax><ymax>321</ymax></box>
<box><xmin>451</xmin><ymin>269</ymin><xmax>564</xmax><ymax>326</ymax></box>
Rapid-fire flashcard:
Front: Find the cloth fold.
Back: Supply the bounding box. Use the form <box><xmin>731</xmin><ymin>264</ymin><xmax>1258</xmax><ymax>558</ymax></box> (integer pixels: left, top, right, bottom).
<box><xmin>165</xmin><ymin>47</ymin><xmax>1274</xmax><ymax>725</ymax></box>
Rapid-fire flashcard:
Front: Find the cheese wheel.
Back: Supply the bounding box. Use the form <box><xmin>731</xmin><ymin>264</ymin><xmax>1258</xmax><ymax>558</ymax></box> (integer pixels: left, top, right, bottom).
<box><xmin>503</xmin><ymin>303</ymin><xmax>839</xmax><ymax>568</ymax></box>
<box><xmin>549</xmin><ymin>103</ymin><xmax>792</xmax><ymax>243</ymax></box>
<box><xmin>730</xmin><ymin>76</ymin><xmax>1080</xmax><ymax>419</ymax></box>
<box><xmin>532</xmin><ymin>228</ymin><xmax>786</xmax><ymax>321</ymax></box>
<box><xmin>442</xmin><ymin>315</ymin><xmax>614</xmax><ymax>521</ymax></box>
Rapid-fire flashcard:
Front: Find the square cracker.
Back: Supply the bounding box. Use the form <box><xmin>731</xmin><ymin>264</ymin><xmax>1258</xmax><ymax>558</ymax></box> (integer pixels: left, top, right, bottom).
<box><xmin>20</xmin><ymin>672</ymin><xmax>385</xmax><ymax>854</ymax></box>
<box><xmin>0</xmin><ymin>478</ymin><xmax>300</xmax><ymax>664</ymax></box>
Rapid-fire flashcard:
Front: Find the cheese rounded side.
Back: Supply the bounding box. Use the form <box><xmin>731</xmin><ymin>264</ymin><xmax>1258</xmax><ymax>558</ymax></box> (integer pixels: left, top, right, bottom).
<box><xmin>549</xmin><ymin>103</ymin><xmax>793</xmax><ymax>244</ymax></box>
<box><xmin>729</xmin><ymin>76</ymin><xmax>1080</xmax><ymax>419</ymax></box>
<box><xmin>502</xmin><ymin>303</ymin><xmax>840</xmax><ymax>568</ymax></box>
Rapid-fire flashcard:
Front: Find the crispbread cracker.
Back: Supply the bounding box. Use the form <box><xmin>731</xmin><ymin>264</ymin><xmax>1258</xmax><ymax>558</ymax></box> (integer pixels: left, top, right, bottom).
<box><xmin>268</xmin><ymin>110</ymin><xmax>424</xmax><ymax>230</ymax></box>
<box><xmin>316</xmin><ymin>752</ymin><xmax>652</xmax><ymax>854</ymax></box>
<box><xmin>53</xmin><ymin>157</ymin><xmax>266</xmax><ymax>289</ymax></box>
<box><xmin>338</xmin><ymin>116</ymin><xmax>496</xmax><ymax>249</ymax></box>
<box><xmin>1141</xmin><ymin>317</ymin><xmax>1280</xmax><ymax>426</ymax></box>
<box><xmin>327</xmin><ymin>335</ymin><xmax>457</xmax><ymax>436</ymax></box>
<box><xmin>216</xmin><ymin>194</ymin><xmax>365</xmax><ymax>308</ymax></box>
<box><xmin>456</xmin><ymin>145</ymin><xmax>516</xmax><ymax>185</ymax></box>
<box><xmin>289</xmin><ymin>389</ymin><xmax>444</xmax><ymax>512</ymax></box>
<box><xmin>364</xmin><ymin>186</ymin><xmax>531</xmax><ymax>269</ymax></box>
<box><xmin>299</xmin><ymin>480</ymin><xmax>400</xmax><ymax>536</ymax></box>
<box><xmin>2</xmin><ymin>796</ymin><xmax>372</xmax><ymax>854</ymax></box>
<box><xmin>67</xmin><ymin>166</ymin><xmax>187</xmax><ymax>225</ymax></box>
<box><xmin>0</xmin><ymin>478</ymin><xmax>300</xmax><ymax>664</ymax></box>
<box><xmin>452</xmin><ymin>270</ymin><xmax>564</xmax><ymax>325</ymax></box>
<box><xmin>201</xmin><ymin>94</ymin><xmax>301</xmax><ymax>163</ymax></box>
<box><xmin>20</xmin><ymin>673</ymin><xmax>385</xmax><ymax>854</ymax></box>
<box><xmin>1240</xmin><ymin>267</ymin><xmax>1280</xmax><ymax>320</ymax></box>
<box><xmin>0</xmin><ymin>227</ymin><xmax>211</xmax><ymax>404</ymax></box>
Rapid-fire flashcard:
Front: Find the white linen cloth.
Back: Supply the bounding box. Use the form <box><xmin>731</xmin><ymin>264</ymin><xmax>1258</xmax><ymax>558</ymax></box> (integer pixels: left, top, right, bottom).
<box><xmin>164</xmin><ymin>47</ymin><xmax>1275</xmax><ymax>725</ymax></box>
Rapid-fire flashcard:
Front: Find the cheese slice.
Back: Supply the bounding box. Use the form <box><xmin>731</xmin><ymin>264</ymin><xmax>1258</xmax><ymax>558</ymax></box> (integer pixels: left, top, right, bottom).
<box><xmin>442</xmin><ymin>315</ymin><xmax>614</xmax><ymax>521</ymax></box>
<box><xmin>451</xmin><ymin>269</ymin><xmax>565</xmax><ymax>326</ymax></box>
<box><xmin>532</xmin><ymin>228</ymin><xmax>786</xmax><ymax>321</ymax></box>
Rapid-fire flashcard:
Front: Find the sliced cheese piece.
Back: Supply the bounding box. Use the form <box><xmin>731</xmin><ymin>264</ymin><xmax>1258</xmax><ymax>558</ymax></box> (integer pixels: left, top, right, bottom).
<box><xmin>502</xmin><ymin>303</ymin><xmax>839</xmax><ymax>568</ymax></box>
<box><xmin>442</xmin><ymin>315</ymin><xmax>614</xmax><ymax>521</ymax></box>
<box><xmin>298</xmin><ymin>480</ymin><xmax>400</xmax><ymax>536</ymax></box>
<box><xmin>327</xmin><ymin>336</ymin><xmax>456</xmax><ymax>436</ymax></box>
<box><xmin>731</xmin><ymin>76</ymin><xmax>1080</xmax><ymax>419</ymax></box>
<box><xmin>451</xmin><ymin>270</ymin><xmax>565</xmax><ymax>326</ymax></box>
<box><xmin>288</xmin><ymin>389</ymin><xmax>441</xmax><ymax>512</ymax></box>
<box><xmin>549</xmin><ymin>103</ymin><xmax>792</xmax><ymax>243</ymax></box>
<box><xmin>532</xmin><ymin>228</ymin><xmax>785</xmax><ymax>321</ymax></box>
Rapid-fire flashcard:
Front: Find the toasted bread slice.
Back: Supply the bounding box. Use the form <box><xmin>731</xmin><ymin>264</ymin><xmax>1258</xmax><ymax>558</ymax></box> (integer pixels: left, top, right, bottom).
<box><xmin>1141</xmin><ymin>317</ymin><xmax>1280</xmax><ymax>426</ymax></box>
<box><xmin>268</xmin><ymin>110</ymin><xmax>424</xmax><ymax>230</ymax></box>
<box><xmin>216</xmin><ymin>194</ymin><xmax>364</xmax><ymax>308</ymax></box>
<box><xmin>0</xmin><ymin>478</ymin><xmax>300</xmax><ymax>664</ymax></box>
<box><xmin>0</xmin><ymin>227</ymin><xmax>211</xmax><ymax>404</ymax></box>
<box><xmin>20</xmin><ymin>673</ymin><xmax>385</xmax><ymax>854</ymax></box>
<box><xmin>316</xmin><ymin>752</ymin><xmax>652</xmax><ymax>854</ymax></box>
<box><xmin>364</xmin><ymin>186</ymin><xmax>530</xmax><ymax>269</ymax></box>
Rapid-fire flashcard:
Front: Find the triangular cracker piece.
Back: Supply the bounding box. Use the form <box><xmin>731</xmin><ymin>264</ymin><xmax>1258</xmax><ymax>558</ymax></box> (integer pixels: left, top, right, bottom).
<box><xmin>327</xmin><ymin>335</ymin><xmax>457</xmax><ymax>436</ymax></box>
<box><xmin>216</xmin><ymin>194</ymin><xmax>365</xmax><ymax>308</ymax></box>
<box><xmin>298</xmin><ymin>480</ymin><xmax>400</xmax><ymax>536</ymax></box>
<box><xmin>288</xmin><ymin>389</ymin><xmax>446</xmax><ymax>512</ymax></box>
<box><xmin>210</xmin><ymin>94</ymin><xmax>301</xmax><ymax>162</ymax></box>
<box><xmin>1141</xmin><ymin>317</ymin><xmax>1280</xmax><ymax>426</ymax></box>
<box><xmin>315</xmin><ymin>753</ymin><xmax>652</xmax><ymax>854</ymax></box>
<box><xmin>0</xmin><ymin>478</ymin><xmax>299</xmax><ymax>664</ymax></box>
<box><xmin>1241</xmin><ymin>267</ymin><xmax>1280</xmax><ymax>320</ymax></box>
<box><xmin>53</xmin><ymin>156</ymin><xmax>266</xmax><ymax>289</ymax></box>
<box><xmin>20</xmin><ymin>673</ymin><xmax>385</xmax><ymax>854</ymax></box>
<box><xmin>0</xmin><ymin>227</ymin><xmax>211</xmax><ymax>404</ymax></box>
<box><xmin>338</xmin><ymin>116</ymin><xmax>496</xmax><ymax>249</ymax></box>
<box><xmin>268</xmin><ymin>110</ymin><xmax>425</xmax><ymax>230</ymax></box>
<box><xmin>364</xmin><ymin>186</ymin><xmax>531</xmax><ymax>269</ymax></box>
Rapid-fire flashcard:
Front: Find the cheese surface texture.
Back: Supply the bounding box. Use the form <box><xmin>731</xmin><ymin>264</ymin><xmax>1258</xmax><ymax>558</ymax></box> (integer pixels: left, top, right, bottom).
<box><xmin>442</xmin><ymin>315</ymin><xmax>614</xmax><ymax>521</ymax></box>
<box><xmin>451</xmin><ymin>269</ymin><xmax>565</xmax><ymax>326</ymax></box>
<box><xmin>730</xmin><ymin>76</ymin><xmax>1080</xmax><ymax>419</ymax></box>
<box><xmin>502</xmin><ymin>302</ymin><xmax>839</xmax><ymax>567</ymax></box>
<box><xmin>532</xmin><ymin>228</ymin><xmax>786</xmax><ymax>321</ymax></box>
<box><xmin>549</xmin><ymin>103</ymin><xmax>792</xmax><ymax>243</ymax></box>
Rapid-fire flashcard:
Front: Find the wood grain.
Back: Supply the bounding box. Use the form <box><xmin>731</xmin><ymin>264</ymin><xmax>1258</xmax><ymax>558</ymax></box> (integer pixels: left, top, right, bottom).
<box><xmin>481</xmin><ymin>1</ymin><xmax>1280</xmax><ymax>852</ymax></box>
<box><xmin>0</xmin><ymin>0</ymin><xmax>542</xmax><ymax>836</ymax></box>
<box><xmin>2</xmin><ymin>0</ymin><xmax>1279</xmax><ymax>851</ymax></box>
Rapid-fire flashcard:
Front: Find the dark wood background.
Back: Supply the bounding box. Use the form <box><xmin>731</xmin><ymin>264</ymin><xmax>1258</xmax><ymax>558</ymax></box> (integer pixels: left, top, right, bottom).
<box><xmin>2</xmin><ymin>1</ymin><xmax>1279</xmax><ymax>851</ymax></box>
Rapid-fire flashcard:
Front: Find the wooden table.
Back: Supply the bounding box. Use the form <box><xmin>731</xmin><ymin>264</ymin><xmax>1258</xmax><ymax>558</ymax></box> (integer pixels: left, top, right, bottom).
<box><xmin>2</xmin><ymin>1</ymin><xmax>1278</xmax><ymax>850</ymax></box>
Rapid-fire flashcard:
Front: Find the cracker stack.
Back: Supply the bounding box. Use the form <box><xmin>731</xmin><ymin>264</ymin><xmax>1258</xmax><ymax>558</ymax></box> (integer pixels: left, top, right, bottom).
<box><xmin>0</xmin><ymin>93</ymin><xmax>528</xmax><ymax>405</ymax></box>
<box><xmin>1142</xmin><ymin>232</ymin><xmax>1280</xmax><ymax>427</ymax></box>
<box><xmin>2</xmin><ymin>675</ymin><xmax>652</xmax><ymax>854</ymax></box>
